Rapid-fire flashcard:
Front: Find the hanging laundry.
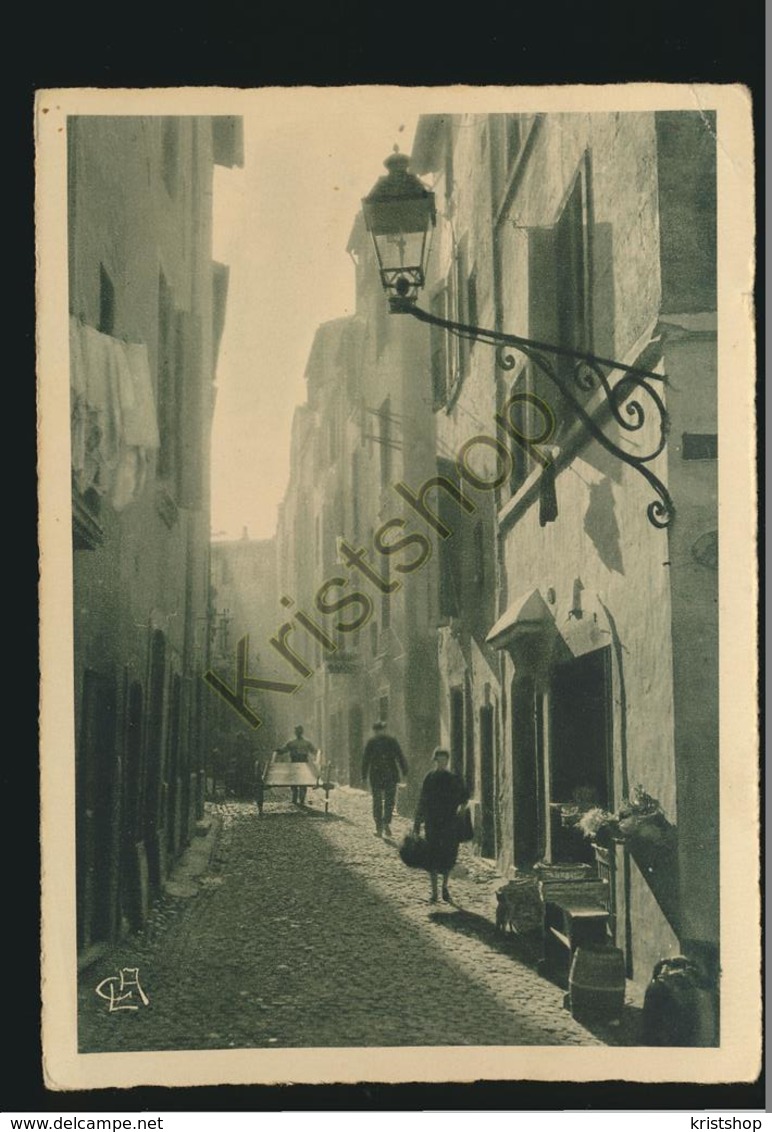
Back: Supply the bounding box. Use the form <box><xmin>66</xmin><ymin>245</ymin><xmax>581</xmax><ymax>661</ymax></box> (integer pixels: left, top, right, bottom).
<box><xmin>79</xmin><ymin>323</ymin><xmax>123</xmax><ymax>478</ymax></box>
<box><xmin>110</xmin><ymin>447</ymin><xmax>144</xmax><ymax>511</ymax></box>
<box><xmin>70</xmin><ymin>320</ymin><xmax>162</xmax><ymax>512</ymax></box>
<box><xmin>70</xmin><ymin>318</ymin><xmax>109</xmax><ymax>496</ymax></box>
<box><xmin>108</xmin><ymin>337</ymin><xmax>142</xmax><ymax>511</ymax></box>
<box><xmin>108</xmin><ymin>338</ymin><xmax>159</xmax><ymax>510</ymax></box>
<box><xmin>121</xmin><ymin>340</ymin><xmax>160</xmax><ymax>450</ymax></box>
<box><xmin>69</xmin><ymin>316</ymin><xmax>88</xmax><ymax>480</ymax></box>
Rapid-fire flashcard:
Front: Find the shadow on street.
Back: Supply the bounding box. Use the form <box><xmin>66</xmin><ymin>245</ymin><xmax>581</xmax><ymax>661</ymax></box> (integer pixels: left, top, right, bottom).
<box><xmin>428</xmin><ymin>907</ymin><xmax>543</xmax><ymax>966</ymax></box>
<box><xmin>255</xmin><ymin>804</ymin><xmax>353</xmax><ymax>824</ymax></box>
<box><xmin>428</xmin><ymin>907</ymin><xmax>644</xmax><ymax>1046</ymax></box>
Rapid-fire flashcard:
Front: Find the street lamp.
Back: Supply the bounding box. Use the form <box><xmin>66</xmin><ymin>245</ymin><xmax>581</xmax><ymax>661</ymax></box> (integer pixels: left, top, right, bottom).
<box><xmin>361</xmin><ymin>149</ymin><xmax>437</xmax><ymax>309</ymax></box>
<box><xmin>362</xmin><ymin>151</ymin><xmax>674</xmax><ymax>529</ymax></box>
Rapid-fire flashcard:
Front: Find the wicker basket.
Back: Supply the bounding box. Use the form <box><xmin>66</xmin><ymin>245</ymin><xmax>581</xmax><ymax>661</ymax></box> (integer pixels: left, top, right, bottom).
<box><xmin>533</xmin><ymin>861</ymin><xmax>595</xmax><ymax>883</ymax></box>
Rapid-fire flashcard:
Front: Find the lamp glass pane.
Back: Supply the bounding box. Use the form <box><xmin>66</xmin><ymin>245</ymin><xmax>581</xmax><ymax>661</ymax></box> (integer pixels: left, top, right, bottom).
<box><xmin>373</xmin><ymin>229</ymin><xmax>427</xmax><ymax>274</ymax></box>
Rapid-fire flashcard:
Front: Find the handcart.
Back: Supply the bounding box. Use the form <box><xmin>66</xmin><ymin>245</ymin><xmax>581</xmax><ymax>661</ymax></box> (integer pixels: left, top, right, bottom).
<box><xmin>256</xmin><ymin>750</ymin><xmax>336</xmax><ymax>815</ymax></box>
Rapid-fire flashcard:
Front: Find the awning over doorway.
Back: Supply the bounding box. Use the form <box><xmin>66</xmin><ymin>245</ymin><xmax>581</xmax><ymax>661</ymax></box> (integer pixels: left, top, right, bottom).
<box><xmin>486</xmin><ymin>588</ymin><xmax>554</xmax><ymax>651</ymax></box>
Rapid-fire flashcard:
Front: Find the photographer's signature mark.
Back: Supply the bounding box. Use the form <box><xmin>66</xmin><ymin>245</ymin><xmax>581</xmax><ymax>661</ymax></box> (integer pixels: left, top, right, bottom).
<box><xmin>95</xmin><ymin>966</ymin><xmax>150</xmax><ymax>1012</ymax></box>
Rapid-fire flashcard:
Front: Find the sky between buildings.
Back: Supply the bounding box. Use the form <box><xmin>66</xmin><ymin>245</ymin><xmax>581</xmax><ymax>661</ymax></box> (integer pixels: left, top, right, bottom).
<box><xmin>210</xmin><ymin>97</ymin><xmax>419</xmax><ymax>543</ymax></box>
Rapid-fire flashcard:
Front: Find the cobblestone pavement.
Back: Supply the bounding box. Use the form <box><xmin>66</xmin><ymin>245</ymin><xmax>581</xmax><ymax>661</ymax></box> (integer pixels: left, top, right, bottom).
<box><xmin>78</xmin><ymin>789</ymin><xmax>642</xmax><ymax>1052</ymax></box>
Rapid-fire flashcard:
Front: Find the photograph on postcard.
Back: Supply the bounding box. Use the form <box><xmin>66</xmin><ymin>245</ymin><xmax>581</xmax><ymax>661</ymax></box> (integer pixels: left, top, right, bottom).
<box><xmin>36</xmin><ymin>85</ymin><xmax>758</xmax><ymax>1088</ymax></box>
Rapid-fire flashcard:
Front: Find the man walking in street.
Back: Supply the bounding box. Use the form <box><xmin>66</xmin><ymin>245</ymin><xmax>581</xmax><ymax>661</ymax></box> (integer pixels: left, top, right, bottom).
<box><xmin>277</xmin><ymin>724</ymin><xmax>319</xmax><ymax>805</ymax></box>
<box><xmin>361</xmin><ymin>720</ymin><xmax>408</xmax><ymax>838</ymax></box>
<box><xmin>253</xmin><ymin>748</ymin><xmax>267</xmax><ymax>816</ymax></box>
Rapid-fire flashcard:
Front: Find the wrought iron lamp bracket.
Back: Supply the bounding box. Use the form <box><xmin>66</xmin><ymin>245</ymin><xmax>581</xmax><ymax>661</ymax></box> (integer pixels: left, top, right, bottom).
<box><xmin>403</xmin><ymin>303</ymin><xmax>674</xmax><ymax>529</ymax></box>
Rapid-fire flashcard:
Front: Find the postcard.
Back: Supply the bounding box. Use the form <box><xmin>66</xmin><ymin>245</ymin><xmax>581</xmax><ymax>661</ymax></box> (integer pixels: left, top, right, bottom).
<box><xmin>36</xmin><ymin>83</ymin><xmax>759</xmax><ymax>1089</ymax></box>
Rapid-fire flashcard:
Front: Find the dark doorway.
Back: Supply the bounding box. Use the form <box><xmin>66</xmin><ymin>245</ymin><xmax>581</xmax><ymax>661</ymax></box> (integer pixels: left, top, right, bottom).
<box><xmin>76</xmin><ymin>670</ymin><xmax>118</xmax><ymax>950</ymax></box>
<box><xmin>348</xmin><ymin>704</ymin><xmax>364</xmax><ymax>786</ymax></box>
<box><xmin>549</xmin><ymin>647</ymin><xmax>613</xmax><ymax>861</ymax></box>
<box><xmin>450</xmin><ymin>687</ymin><xmax>464</xmax><ymax>777</ymax></box>
<box><xmin>511</xmin><ymin>676</ymin><xmax>545</xmax><ymax>868</ymax></box>
<box><xmin>479</xmin><ymin>704</ymin><xmax>496</xmax><ymax>858</ymax></box>
<box><xmin>124</xmin><ymin>682</ymin><xmax>144</xmax><ymax>842</ymax></box>
<box><xmin>166</xmin><ymin>673</ymin><xmax>182</xmax><ymax>859</ymax></box>
<box><xmin>145</xmin><ymin>630</ymin><xmax>166</xmax><ymax>887</ymax></box>
<box><xmin>181</xmin><ymin>676</ymin><xmax>194</xmax><ymax>839</ymax></box>
<box><xmin>464</xmin><ymin>676</ymin><xmax>475</xmax><ymax>796</ymax></box>
<box><xmin>329</xmin><ymin>709</ymin><xmax>343</xmax><ymax>780</ymax></box>
<box><xmin>121</xmin><ymin>681</ymin><xmax>146</xmax><ymax>932</ymax></box>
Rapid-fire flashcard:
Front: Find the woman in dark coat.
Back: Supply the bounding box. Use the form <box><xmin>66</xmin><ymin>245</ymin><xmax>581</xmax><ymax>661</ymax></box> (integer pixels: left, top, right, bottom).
<box><xmin>413</xmin><ymin>748</ymin><xmax>470</xmax><ymax>903</ymax></box>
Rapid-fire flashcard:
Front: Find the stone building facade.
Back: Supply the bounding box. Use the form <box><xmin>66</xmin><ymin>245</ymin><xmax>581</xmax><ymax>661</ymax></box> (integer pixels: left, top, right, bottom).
<box><xmin>208</xmin><ymin>533</ymin><xmax>280</xmax><ymax>792</ymax></box>
<box><xmin>272</xmin><ymin>269</ymin><xmax>443</xmax><ymax>805</ymax></box>
<box><xmin>410</xmin><ymin>111</ymin><xmax>718</xmax><ymax>1002</ymax></box>
<box><xmin>217</xmin><ymin>109</ymin><xmax>718</xmax><ymax>1017</ymax></box>
<box><xmin>68</xmin><ymin>114</ymin><xmax>242</xmax><ymax>957</ymax></box>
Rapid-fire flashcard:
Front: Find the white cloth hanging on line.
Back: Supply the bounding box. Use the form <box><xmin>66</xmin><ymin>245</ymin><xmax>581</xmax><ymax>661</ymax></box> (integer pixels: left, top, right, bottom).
<box><xmin>69</xmin><ymin>318</ymin><xmax>161</xmax><ymax>511</ymax></box>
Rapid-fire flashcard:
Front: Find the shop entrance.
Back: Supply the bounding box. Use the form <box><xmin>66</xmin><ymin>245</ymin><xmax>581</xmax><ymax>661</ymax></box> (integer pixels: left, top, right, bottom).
<box><xmin>548</xmin><ymin>646</ymin><xmax>613</xmax><ymax>862</ymax></box>
<box><xmin>479</xmin><ymin>704</ymin><xmax>496</xmax><ymax>859</ymax></box>
<box><xmin>511</xmin><ymin>676</ymin><xmax>546</xmax><ymax>869</ymax></box>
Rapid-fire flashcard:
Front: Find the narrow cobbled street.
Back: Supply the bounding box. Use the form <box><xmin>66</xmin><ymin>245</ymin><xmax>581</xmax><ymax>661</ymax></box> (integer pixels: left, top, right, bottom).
<box><xmin>79</xmin><ymin>790</ymin><xmax>642</xmax><ymax>1052</ymax></box>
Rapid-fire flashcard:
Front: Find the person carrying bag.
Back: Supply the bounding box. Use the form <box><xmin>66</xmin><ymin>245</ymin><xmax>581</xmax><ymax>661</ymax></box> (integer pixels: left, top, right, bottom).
<box><xmin>411</xmin><ymin>748</ymin><xmax>470</xmax><ymax>904</ymax></box>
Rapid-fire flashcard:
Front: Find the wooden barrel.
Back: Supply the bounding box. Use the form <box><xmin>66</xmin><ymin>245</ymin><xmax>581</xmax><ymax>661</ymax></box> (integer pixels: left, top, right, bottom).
<box><xmin>642</xmin><ymin>960</ymin><xmax>718</xmax><ymax>1046</ymax></box>
<box><xmin>569</xmin><ymin>944</ymin><xmax>626</xmax><ymax>1022</ymax></box>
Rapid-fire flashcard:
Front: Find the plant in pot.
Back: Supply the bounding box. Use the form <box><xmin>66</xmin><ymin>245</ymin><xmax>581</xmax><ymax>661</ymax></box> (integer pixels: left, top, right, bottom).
<box><xmin>615</xmin><ymin>785</ymin><xmax>672</xmax><ymax>849</ymax></box>
<box><xmin>577</xmin><ymin>806</ymin><xmax>620</xmax><ymax>848</ymax></box>
<box><xmin>578</xmin><ymin>787</ymin><xmax>671</xmax><ymax>850</ymax></box>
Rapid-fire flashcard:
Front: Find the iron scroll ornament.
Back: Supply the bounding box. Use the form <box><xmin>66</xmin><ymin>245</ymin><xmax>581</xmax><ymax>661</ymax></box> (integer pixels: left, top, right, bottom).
<box><xmin>402</xmin><ymin>303</ymin><xmax>675</xmax><ymax>529</ymax></box>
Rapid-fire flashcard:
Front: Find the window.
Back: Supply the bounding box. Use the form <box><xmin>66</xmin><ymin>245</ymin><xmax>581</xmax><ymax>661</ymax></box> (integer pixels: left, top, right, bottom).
<box><xmin>98</xmin><ymin>264</ymin><xmax>115</xmax><ymax>335</ymax></box>
<box><xmin>450</xmin><ymin>687</ymin><xmax>464</xmax><ymax>777</ymax></box>
<box><xmin>444</xmin><ymin>131</ymin><xmax>454</xmax><ymax>203</ymax></box>
<box><xmin>437</xmin><ymin>459</ymin><xmax>464</xmax><ymax>619</ymax></box>
<box><xmin>505</xmin><ymin>116</ymin><xmax>522</xmax><ymax>169</ymax></box>
<box><xmin>455</xmin><ymin>238</ymin><xmax>471</xmax><ymax>379</ymax></box>
<box><xmin>156</xmin><ymin>271</ymin><xmax>177</xmax><ymax>482</ymax></box>
<box><xmin>379</xmin><ymin>397</ymin><xmax>392</xmax><ymax>489</ymax></box>
<box><xmin>381</xmin><ymin>555</ymin><xmax>391</xmax><ymax>631</ymax></box>
<box><xmin>473</xmin><ymin>521</ymin><xmax>485</xmax><ymax>589</ymax></box>
<box><xmin>524</xmin><ymin>158</ymin><xmax>592</xmax><ymax>448</ymax></box>
<box><xmin>467</xmin><ymin>268</ymin><xmax>479</xmax><ymax>333</ymax></box>
<box><xmin>374</xmin><ymin>283</ymin><xmax>388</xmax><ymax>358</ymax></box>
<box><xmin>351</xmin><ymin>451</ymin><xmax>361</xmax><ymax>538</ymax></box>
<box><xmin>503</xmin><ymin>365</ymin><xmax>540</xmax><ymax>499</ymax></box>
<box><xmin>682</xmin><ymin>433</ymin><xmax>718</xmax><ymax>460</ymax></box>
<box><xmin>430</xmin><ymin>213</ymin><xmax>479</xmax><ymax>409</ymax></box>
<box><xmin>555</xmin><ymin>172</ymin><xmax>590</xmax><ymax>374</ymax></box>
<box><xmin>431</xmin><ymin>286</ymin><xmax>449</xmax><ymax>409</ymax></box>
<box><xmin>490</xmin><ymin>114</ymin><xmax>527</xmax><ymax>209</ymax></box>
<box><xmin>438</xmin><ymin>534</ymin><xmax>459</xmax><ymax>619</ymax></box>
<box><xmin>432</xmin><ymin>244</ymin><xmax>476</xmax><ymax>410</ymax></box>
<box><xmin>378</xmin><ymin>694</ymin><xmax>389</xmax><ymax>725</ymax></box>
<box><xmin>328</xmin><ymin>411</ymin><xmax>339</xmax><ymax>464</ymax></box>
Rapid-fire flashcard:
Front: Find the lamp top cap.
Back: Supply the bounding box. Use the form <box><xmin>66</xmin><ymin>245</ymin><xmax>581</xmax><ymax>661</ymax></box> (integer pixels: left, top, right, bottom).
<box><xmin>383</xmin><ymin>148</ymin><xmax>410</xmax><ymax>174</ymax></box>
<box><xmin>364</xmin><ymin>150</ymin><xmax>435</xmax><ymax>211</ymax></box>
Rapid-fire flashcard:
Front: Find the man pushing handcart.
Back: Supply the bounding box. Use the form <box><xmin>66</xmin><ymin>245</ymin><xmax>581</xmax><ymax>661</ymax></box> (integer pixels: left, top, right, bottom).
<box><xmin>256</xmin><ymin>724</ymin><xmax>335</xmax><ymax>814</ymax></box>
